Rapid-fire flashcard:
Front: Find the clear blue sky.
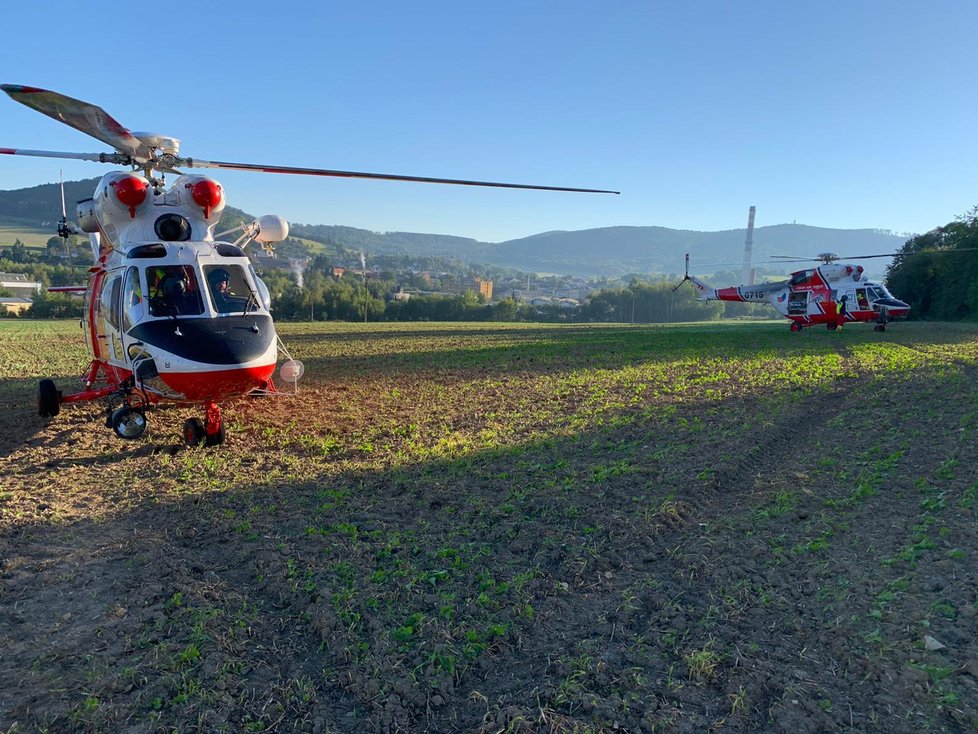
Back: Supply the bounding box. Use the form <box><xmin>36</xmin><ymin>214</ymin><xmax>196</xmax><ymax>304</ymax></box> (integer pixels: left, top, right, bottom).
<box><xmin>1</xmin><ymin>0</ymin><xmax>976</xmax><ymax>246</ymax></box>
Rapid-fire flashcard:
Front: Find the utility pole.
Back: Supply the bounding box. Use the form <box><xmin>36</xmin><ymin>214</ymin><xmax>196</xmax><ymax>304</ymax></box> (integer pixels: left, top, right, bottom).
<box><xmin>360</xmin><ymin>251</ymin><xmax>368</xmax><ymax>323</ymax></box>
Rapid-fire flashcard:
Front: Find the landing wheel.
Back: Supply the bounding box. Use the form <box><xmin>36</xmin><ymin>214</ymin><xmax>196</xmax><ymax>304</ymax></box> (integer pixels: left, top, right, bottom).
<box><xmin>204</xmin><ymin>423</ymin><xmax>227</xmax><ymax>447</ymax></box>
<box><xmin>789</xmin><ymin>322</ymin><xmax>802</xmax><ymax>332</ymax></box>
<box><xmin>111</xmin><ymin>407</ymin><xmax>147</xmax><ymax>439</ymax></box>
<box><xmin>37</xmin><ymin>379</ymin><xmax>61</xmax><ymax>417</ymax></box>
<box><xmin>874</xmin><ymin>324</ymin><xmax>886</xmax><ymax>332</ymax></box>
<box><xmin>183</xmin><ymin>418</ymin><xmax>206</xmax><ymax>447</ymax></box>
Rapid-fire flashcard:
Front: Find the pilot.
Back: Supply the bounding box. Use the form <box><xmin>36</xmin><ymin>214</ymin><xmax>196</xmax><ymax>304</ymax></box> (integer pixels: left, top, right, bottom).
<box><xmin>150</xmin><ymin>272</ymin><xmax>190</xmax><ymax>316</ymax></box>
<box><xmin>208</xmin><ymin>268</ymin><xmax>240</xmax><ymax>313</ymax></box>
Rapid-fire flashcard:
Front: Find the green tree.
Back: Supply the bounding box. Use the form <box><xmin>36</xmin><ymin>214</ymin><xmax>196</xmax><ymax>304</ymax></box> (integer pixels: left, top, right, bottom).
<box><xmin>25</xmin><ymin>291</ymin><xmax>84</xmax><ymax>319</ymax></box>
<box><xmin>886</xmin><ymin>209</ymin><xmax>978</xmax><ymax>320</ymax></box>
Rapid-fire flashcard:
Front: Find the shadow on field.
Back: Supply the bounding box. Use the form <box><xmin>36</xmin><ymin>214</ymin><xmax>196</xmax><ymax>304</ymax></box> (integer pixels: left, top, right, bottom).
<box><xmin>0</xmin><ymin>388</ymin><xmax>780</xmax><ymax>731</ymax></box>
<box><xmin>5</xmin><ymin>352</ymin><xmax>977</xmax><ymax>733</ymax></box>
<box><xmin>0</xmin><ymin>373</ymin><xmax>86</xmax><ymax>458</ymax></box>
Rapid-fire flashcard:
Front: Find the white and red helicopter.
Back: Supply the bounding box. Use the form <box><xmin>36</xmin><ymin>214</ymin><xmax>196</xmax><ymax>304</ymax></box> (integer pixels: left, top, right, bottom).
<box><xmin>3</xmin><ymin>84</ymin><xmax>618</xmax><ymax>446</ymax></box>
<box><xmin>676</xmin><ymin>252</ymin><xmax>910</xmax><ymax>332</ymax></box>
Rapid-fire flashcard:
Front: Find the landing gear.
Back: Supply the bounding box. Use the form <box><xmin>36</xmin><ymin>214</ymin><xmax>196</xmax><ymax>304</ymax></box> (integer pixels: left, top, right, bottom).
<box><xmin>873</xmin><ymin>307</ymin><xmax>890</xmax><ymax>333</ymax></box>
<box><xmin>183</xmin><ymin>401</ymin><xmax>226</xmax><ymax>447</ymax></box>
<box><xmin>111</xmin><ymin>406</ymin><xmax>147</xmax><ymax>439</ymax></box>
<box><xmin>183</xmin><ymin>418</ymin><xmax>206</xmax><ymax>446</ymax></box>
<box><xmin>789</xmin><ymin>322</ymin><xmax>802</xmax><ymax>332</ymax></box>
<box><xmin>103</xmin><ymin>382</ymin><xmax>150</xmax><ymax>440</ymax></box>
<box><xmin>37</xmin><ymin>379</ymin><xmax>61</xmax><ymax>418</ymax></box>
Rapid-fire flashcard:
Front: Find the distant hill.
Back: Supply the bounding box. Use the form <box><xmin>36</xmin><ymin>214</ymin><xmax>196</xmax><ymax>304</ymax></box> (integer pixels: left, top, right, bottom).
<box><xmin>0</xmin><ymin>178</ymin><xmax>909</xmax><ymax>278</ymax></box>
<box><xmin>487</xmin><ymin>225</ymin><xmax>908</xmax><ymax>277</ymax></box>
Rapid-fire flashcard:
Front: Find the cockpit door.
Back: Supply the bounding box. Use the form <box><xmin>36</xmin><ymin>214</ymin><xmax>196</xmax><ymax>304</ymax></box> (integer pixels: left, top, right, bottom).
<box><xmin>120</xmin><ymin>266</ymin><xmax>146</xmax><ymax>364</ymax></box>
<box><xmin>96</xmin><ymin>269</ymin><xmax>125</xmax><ymax>363</ymax></box>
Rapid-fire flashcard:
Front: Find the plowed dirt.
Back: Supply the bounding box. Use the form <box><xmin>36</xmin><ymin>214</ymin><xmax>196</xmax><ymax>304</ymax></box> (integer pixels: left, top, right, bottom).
<box><xmin>1</xmin><ymin>320</ymin><xmax>977</xmax><ymax>733</ymax></box>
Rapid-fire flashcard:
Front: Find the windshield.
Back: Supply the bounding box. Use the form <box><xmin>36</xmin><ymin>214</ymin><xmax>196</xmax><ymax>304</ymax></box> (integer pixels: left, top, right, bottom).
<box><xmin>204</xmin><ymin>264</ymin><xmax>260</xmax><ymax>314</ymax></box>
<box><xmin>147</xmin><ymin>265</ymin><xmax>204</xmax><ymax>317</ymax></box>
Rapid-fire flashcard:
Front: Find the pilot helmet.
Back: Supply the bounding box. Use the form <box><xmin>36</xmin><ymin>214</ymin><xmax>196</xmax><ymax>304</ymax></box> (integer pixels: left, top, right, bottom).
<box><xmin>162</xmin><ymin>274</ymin><xmax>188</xmax><ymax>297</ymax></box>
<box><xmin>209</xmin><ymin>268</ymin><xmax>231</xmax><ymax>287</ymax></box>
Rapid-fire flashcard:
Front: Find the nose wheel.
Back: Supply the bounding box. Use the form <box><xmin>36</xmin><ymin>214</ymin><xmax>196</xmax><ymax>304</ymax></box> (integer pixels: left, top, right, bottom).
<box><xmin>111</xmin><ymin>406</ymin><xmax>148</xmax><ymax>439</ymax></box>
<box><xmin>183</xmin><ymin>401</ymin><xmax>226</xmax><ymax>447</ymax></box>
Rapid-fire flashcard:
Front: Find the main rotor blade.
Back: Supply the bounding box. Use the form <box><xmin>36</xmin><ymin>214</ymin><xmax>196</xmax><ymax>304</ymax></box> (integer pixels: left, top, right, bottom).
<box><xmin>0</xmin><ymin>147</ymin><xmax>129</xmax><ymax>164</ymax></box>
<box><xmin>1</xmin><ymin>84</ymin><xmax>153</xmax><ymax>163</ymax></box>
<box><xmin>184</xmin><ymin>158</ymin><xmax>620</xmax><ymax>195</ymax></box>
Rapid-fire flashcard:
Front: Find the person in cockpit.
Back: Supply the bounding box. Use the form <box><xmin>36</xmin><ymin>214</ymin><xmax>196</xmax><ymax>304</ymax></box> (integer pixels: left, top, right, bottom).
<box><xmin>208</xmin><ymin>268</ymin><xmax>246</xmax><ymax>313</ymax></box>
<box><xmin>151</xmin><ymin>273</ymin><xmax>191</xmax><ymax>316</ymax></box>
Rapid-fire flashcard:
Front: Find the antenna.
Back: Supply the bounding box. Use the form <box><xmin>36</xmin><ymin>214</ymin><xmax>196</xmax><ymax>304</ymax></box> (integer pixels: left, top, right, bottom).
<box><xmin>742</xmin><ymin>205</ymin><xmax>755</xmax><ymax>285</ymax></box>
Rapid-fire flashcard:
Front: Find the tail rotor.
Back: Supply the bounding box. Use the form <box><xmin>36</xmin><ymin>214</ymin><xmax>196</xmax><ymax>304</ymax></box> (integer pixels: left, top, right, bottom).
<box><xmin>672</xmin><ymin>253</ymin><xmax>692</xmax><ymax>291</ymax></box>
<box><xmin>57</xmin><ymin>170</ymin><xmax>71</xmax><ymax>259</ymax></box>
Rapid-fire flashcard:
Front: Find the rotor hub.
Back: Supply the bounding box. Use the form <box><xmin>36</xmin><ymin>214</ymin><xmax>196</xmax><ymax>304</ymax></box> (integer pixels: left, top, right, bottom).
<box><xmin>131</xmin><ymin>132</ymin><xmax>181</xmax><ymax>156</ymax></box>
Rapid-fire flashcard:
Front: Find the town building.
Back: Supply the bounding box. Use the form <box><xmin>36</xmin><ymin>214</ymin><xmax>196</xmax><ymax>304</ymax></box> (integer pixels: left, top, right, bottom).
<box><xmin>0</xmin><ymin>272</ymin><xmax>42</xmax><ymax>298</ymax></box>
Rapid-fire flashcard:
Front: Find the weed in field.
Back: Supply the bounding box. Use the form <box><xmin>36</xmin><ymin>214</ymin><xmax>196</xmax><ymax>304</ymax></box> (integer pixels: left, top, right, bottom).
<box><xmin>684</xmin><ymin>640</ymin><xmax>720</xmax><ymax>681</ymax></box>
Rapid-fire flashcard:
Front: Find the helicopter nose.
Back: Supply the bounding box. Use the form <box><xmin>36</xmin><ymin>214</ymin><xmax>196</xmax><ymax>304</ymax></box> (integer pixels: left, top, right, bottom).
<box><xmin>876</xmin><ymin>298</ymin><xmax>910</xmax><ymax>315</ymax></box>
<box><xmin>130</xmin><ymin>315</ymin><xmax>276</xmax><ymax>365</ymax></box>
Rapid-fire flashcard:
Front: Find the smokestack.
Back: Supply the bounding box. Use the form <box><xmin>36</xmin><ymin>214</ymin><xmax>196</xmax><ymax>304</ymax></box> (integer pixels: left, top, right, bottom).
<box><xmin>742</xmin><ymin>206</ymin><xmax>756</xmax><ymax>285</ymax></box>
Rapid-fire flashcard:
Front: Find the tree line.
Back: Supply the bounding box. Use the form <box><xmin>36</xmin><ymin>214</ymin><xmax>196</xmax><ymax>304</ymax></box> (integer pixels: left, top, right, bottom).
<box><xmin>885</xmin><ymin>208</ymin><xmax>978</xmax><ymax>321</ymax></box>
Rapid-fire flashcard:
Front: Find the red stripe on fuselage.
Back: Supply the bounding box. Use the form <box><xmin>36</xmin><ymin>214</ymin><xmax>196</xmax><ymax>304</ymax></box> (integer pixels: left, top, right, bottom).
<box><xmin>715</xmin><ymin>287</ymin><xmax>746</xmax><ymax>302</ymax></box>
<box><xmin>161</xmin><ymin>364</ymin><xmax>276</xmax><ymax>401</ymax></box>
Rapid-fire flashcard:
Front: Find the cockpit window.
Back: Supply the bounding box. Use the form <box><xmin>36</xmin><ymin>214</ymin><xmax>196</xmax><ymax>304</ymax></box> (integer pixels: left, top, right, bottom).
<box><xmin>128</xmin><ymin>243</ymin><xmax>167</xmax><ymax>258</ymax></box>
<box><xmin>122</xmin><ymin>266</ymin><xmax>144</xmax><ymax>330</ymax></box>
<box><xmin>147</xmin><ymin>265</ymin><xmax>204</xmax><ymax>317</ymax></box>
<box><xmin>204</xmin><ymin>264</ymin><xmax>258</xmax><ymax>314</ymax></box>
<box><xmin>215</xmin><ymin>243</ymin><xmax>246</xmax><ymax>258</ymax></box>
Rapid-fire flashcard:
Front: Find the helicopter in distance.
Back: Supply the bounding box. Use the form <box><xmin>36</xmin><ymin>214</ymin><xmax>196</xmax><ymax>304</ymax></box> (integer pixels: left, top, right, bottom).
<box><xmin>2</xmin><ymin>84</ymin><xmax>618</xmax><ymax>446</ymax></box>
<box><xmin>675</xmin><ymin>252</ymin><xmax>910</xmax><ymax>332</ymax></box>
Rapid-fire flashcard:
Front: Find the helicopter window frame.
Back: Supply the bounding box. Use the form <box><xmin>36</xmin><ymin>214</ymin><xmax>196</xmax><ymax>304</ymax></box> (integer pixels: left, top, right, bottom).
<box><xmin>104</xmin><ymin>271</ymin><xmax>124</xmax><ymax>331</ymax></box>
<box><xmin>869</xmin><ymin>285</ymin><xmax>888</xmax><ymax>301</ymax></box>
<box><xmin>204</xmin><ymin>263</ymin><xmax>256</xmax><ymax>315</ymax></box>
<box><xmin>121</xmin><ymin>266</ymin><xmax>145</xmax><ymax>331</ymax></box>
<box><xmin>249</xmin><ymin>263</ymin><xmax>272</xmax><ymax>311</ymax></box>
<box><xmin>147</xmin><ymin>265</ymin><xmax>205</xmax><ymax>317</ymax></box>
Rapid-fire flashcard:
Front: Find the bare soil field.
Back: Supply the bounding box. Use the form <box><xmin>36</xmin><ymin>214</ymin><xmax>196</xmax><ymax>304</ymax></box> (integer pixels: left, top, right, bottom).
<box><xmin>1</xmin><ymin>319</ymin><xmax>977</xmax><ymax>734</ymax></box>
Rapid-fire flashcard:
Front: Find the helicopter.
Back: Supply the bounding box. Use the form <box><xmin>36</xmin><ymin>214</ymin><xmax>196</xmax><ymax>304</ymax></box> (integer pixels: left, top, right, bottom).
<box><xmin>3</xmin><ymin>83</ymin><xmax>618</xmax><ymax>446</ymax></box>
<box><xmin>675</xmin><ymin>252</ymin><xmax>910</xmax><ymax>332</ymax></box>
